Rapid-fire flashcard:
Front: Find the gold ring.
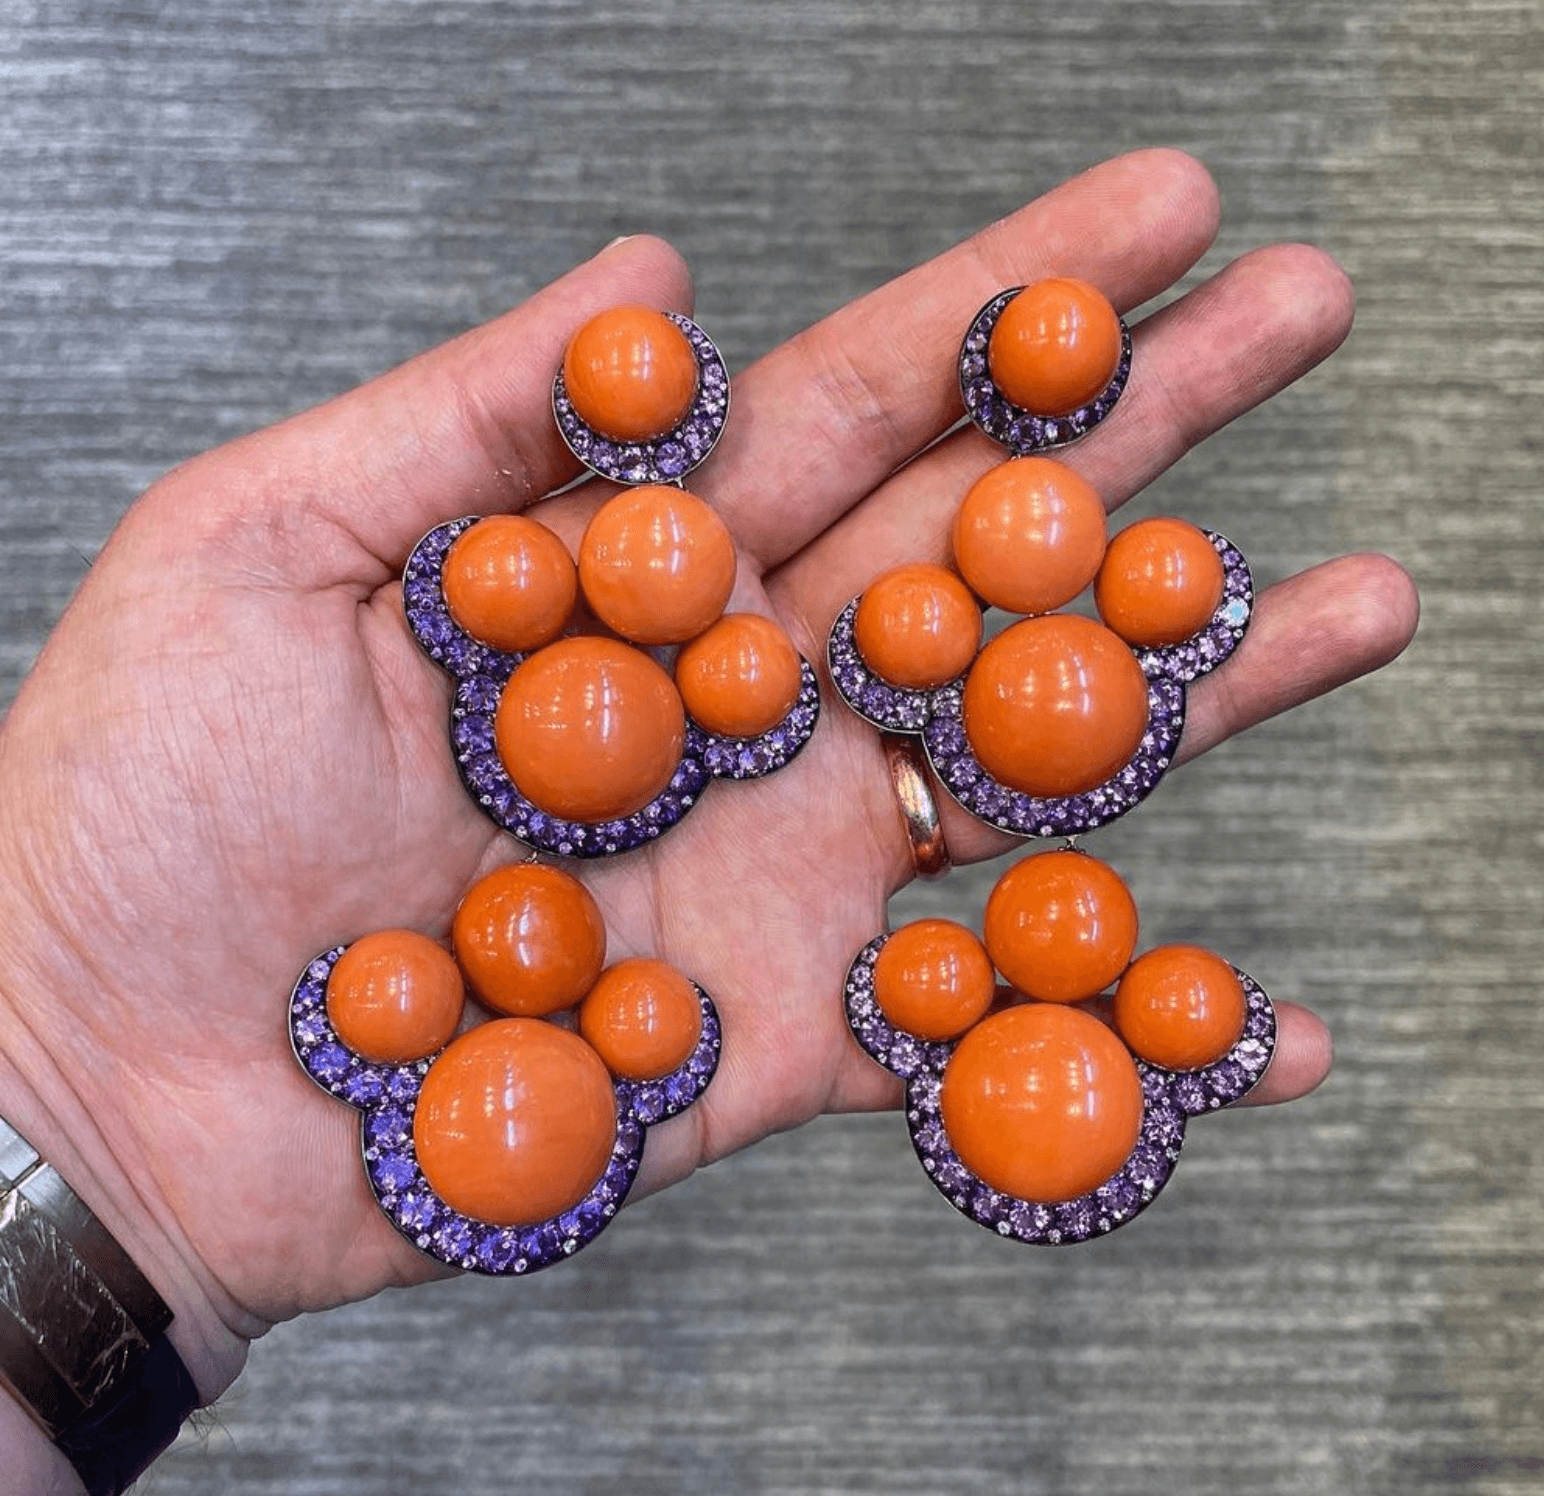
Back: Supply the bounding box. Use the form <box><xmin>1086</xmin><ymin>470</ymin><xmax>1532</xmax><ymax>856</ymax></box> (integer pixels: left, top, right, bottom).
<box><xmin>881</xmin><ymin>732</ymin><xmax>950</xmax><ymax>879</ymax></box>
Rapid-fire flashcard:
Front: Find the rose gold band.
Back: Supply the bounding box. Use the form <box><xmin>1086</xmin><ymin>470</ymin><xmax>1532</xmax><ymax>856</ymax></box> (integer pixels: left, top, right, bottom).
<box><xmin>880</xmin><ymin>733</ymin><xmax>951</xmax><ymax>879</ymax></box>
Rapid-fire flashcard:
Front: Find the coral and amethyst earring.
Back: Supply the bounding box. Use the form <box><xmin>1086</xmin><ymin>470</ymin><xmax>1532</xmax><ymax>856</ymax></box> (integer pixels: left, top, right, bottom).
<box><xmin>403</xmin><ymin>305</ymin><xmax>819</xmax><ymax>858</ymax></box>
<box><xmin>290</xmin><ymin>861</ymin><xmax>721</xmax><ymax>1275</ymax></box>
<box><xmin>843</xmin><ymin>849</ymin><xmax>1277</xmax><ymax>1244</ymax></box>
<box><xmin>828</xmin><ymin>281</ymin><xmax>1252</xmax><ymax>840</ymax></box>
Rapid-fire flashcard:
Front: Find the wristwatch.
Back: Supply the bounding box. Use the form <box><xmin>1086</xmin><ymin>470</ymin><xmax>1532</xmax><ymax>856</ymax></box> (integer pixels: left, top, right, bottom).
<box><xmin>0</xmin><ymin>1113</ymin><xmax>200</xmax><ymax>1495</ymax></box>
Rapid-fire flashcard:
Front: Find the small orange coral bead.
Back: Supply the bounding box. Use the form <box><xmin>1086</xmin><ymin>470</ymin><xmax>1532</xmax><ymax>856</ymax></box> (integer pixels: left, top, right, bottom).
<box><xmin>988</xmin><ymin>278</ymin><xmax>1123</xmax><ymax>418</ymax></box>
<box><xmin>442</xmin><ymin>515</ymin><xmax>577</xmax><ymax>653</ymax></box>
<box><xmin>452</xmin><ymin>863</ymin><xmax>607</xmax><ymax>1018</ymax></box>
<box><xmin>414</xmin><ymin>1018</ymin><xmax>617</xmax><ymax>1226</ymax></box>
<box><xmin>495</xmin><ymin>636</ymin><xmax>686</xmax><ymax>823</ymax></box>
<box><xmin>1113</xmin><ymin>944</ymin><xmax>1247</xmax><ymax>1071</ymax></box>
<box><xmin>675</xmin><ymin>612</ymin><xmax>803</xmax><ymax>738</ymax></box>
<box><xmin>872</xmin><ymin>919</ymin><xmax>997</xmax><ymax>1042</ymax></box>
<box><xmin>853</xmin><ymin>563</ymin><xmax>982</xmax><ymax>690</ymax></box>
<box><xmin>983</xmin><ymin>851</ymin><xmax>1139</xmax><ymax>1004</ymax></box>
<box><xmin>941</xmin><ymin>1003</ymin><xmax>1144</xmax><ymax>1203</ymax></box>
<box><xmin>578</xmin><ymin>486</ymin><xmax>737</xmax><ymax>646</ymax></box>
<box><xmin>962</xmin><ymin>614</ymin><xmax>1149</xmax><ymax>798</ymax></box>
<box><xmin>326</xmin><ymin>929</ymin><xmax>464</xmax><ymax>1064</ymax></box>
<box><xmin>1095</xmin><ymin>517</ymin><xmax>1226</xmax><ymax>647</ymax></box>
<box><xmin>951</xmin><ymin>457</ymin><xmax>1108</xmax><ymax>615</ymax></box>
<box><xmin>562</xmin><ymin>305</ymin><xmax>699</xmax><ymax>443</ymax></box>
<box><xmin>578</xmin><ymin>958</ymin><xmax>703</xmax><ymax>1081</ymax></box>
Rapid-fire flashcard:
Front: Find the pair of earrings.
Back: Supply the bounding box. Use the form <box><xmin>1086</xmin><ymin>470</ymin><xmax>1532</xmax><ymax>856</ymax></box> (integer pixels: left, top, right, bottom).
<box><xmin>290</xmin><ymin>279</ymin><xmax>1274</xmax><ymax>1272</ymax></box>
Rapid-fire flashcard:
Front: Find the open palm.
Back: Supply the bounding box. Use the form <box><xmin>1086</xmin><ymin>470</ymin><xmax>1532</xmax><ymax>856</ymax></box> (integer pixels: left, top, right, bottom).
<box><xmin>0</xmin><ymin>150</ymin><xmax>1416</xmax><ymax>1403</ymax></box>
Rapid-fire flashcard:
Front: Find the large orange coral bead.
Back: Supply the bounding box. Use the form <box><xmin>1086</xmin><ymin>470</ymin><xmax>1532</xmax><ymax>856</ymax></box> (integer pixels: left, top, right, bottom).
<box><xmin>496</xmin><ymin>636</ymin><xmax>686</xmax><ymax>823</ymax></box>
<box><xmin>1113</xmin><ymin>944</ymin><xmax>1247</xmax><ymax>1071</ymax></box>
<box><xmin>414</xmin><ymin>1019</ymin><xmax>617</xmax><ymax>1226</ymax></box>
<box><xmin>326</xmin><ymin>929</ymin><xmax>464</xmax><ymax>1064</ymax></box>
<box><xmin>562</xmin><ymin>305</ymin><xmax>699</xmax><ymax>443</ymax></box>
<box><xmin>988</xmin><ymin>278</ymin><xmax>1122</xmax><ymax>418</ymax></box>
<box><xmin>441</xmin><ymin>515</ymin><xmax>577</xmax><ymax>653</ymax></box>
<box><xmin>951</xmin><ymin>458</ymin><xmax>1108</xmax><ymax>615</ymax></box>
<box><xmin>578</xmin><ymin>486</ymin><xmax>737</xmax><ymax>645</ymax></box>
<box><xmin>940</xmin><ymin>1003</ymin><xmax>1144</xmax><ymax>1203</ymax></box>
<box><xmin>1095</xmin><ymin>517</ymin><xmax>1226</xmax><ymax>648</ymax></box>
<box><xmin>452</xmin><ymin>863</ymin><xmax>607</xmax><ymax>1018</ymax></box>
<box><xmin>853</xmin><ymin>563</ymin><xmax>982</xmax><ymax>690</ymax></box>
<box><xmin>872</xmin><ymin>918</ymin><xmax>997</xmax><ymax>1042</ymax></box>
<box><xmin>962</xmin><ymin>614</ymin><xmax>1149</xmax><ymax>798</ymax></box>
<box><xmin>578</xmin><ymin>958</ymin><xmax>703</xmax><ymax>1081</ymax></box>
<box><xmin>675</xmin><ymin>612</ymin><xmax>803</xmax><ymax>738</ymax></box>
<box><xmin>983</xmin><ymin>851</ymin><xmax>1139</xmax><ymax>1004</ymax></box>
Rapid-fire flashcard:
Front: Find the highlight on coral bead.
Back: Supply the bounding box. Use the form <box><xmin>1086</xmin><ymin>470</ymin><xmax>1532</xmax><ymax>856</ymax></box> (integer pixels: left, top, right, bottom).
<box><xmin>413</xmin><ymin>1018</ymin><xmax>618</xmax><ymax>1226</ymax></box>
<box><xmin>987</xmin><ymin>277</ymin><xmax>1122</xmax><ymax>418</ymax></box>
<box><xmin>983</xmin><ymin>850</ymin><xmax>1139</xmax><ymax>1004</ymax></box>
<box><xmin>578</xmin><ymin>485</ymin><xmax>737</xmax><ymax>645</ymax></box>
<box><xmin>452</xmin><ymin>862</ymin><xmax>607</xmax><ymax>1018</ymax></box>
<box><xmin>1095</xmin><ymin>517</ymin><xmax>1227</xmax><ymax>648</ymax></box>
<box><xmin>561</xmin><ymin>305</ymin><xmax>699</xmax><ymax>443</ymax></box>
<box><xmin>325</xmin><ymin>929</ymin><xmax>465</xmax><ymax>1064</ymax></box>
<box><xmin>951</xmin><ymin>457</ymin><xmax>1108</xmax><ymax>615</ymax></box>
<box><xmin>872</xmin><ymin>918</ymin><xmax>997</xmax><ymax>1042</ymax></box>
<box><xmin>441</xmin><ymin>514</ymin><xmax>577</xmax><ymax>653</ymax></box>
<box><xmin>675</xmin><ymin>612</ymin><xmax>803</xmax><ymax>738</ymax></box>
<box><xmin>1113</xmin><ymin>943</ymin><xmax>1248</xmax><ymax>1071</ymax></box>
<box><xmin>495</xmin><ymin>636</ymin><xmax>686</xmax><ymax>823</ymax></box>
<box><xmin>853</xmin><ymin>563</ymin><xmax>982</xmax><ymax>690</ymax></box>
<box><xmin>577</xmin><ymin>957</ymin><xmax>703</xmax><ymax>1081</ymax></box>
<box><xmin>940</xmin><ymin>1002</ymin><xmax>1144</xmax><ymax>1203</ymax></box>
<box><xmin>961</xmin><ymin>613</ymin><xmax>1149</xmax><ymax>798</ymax></box>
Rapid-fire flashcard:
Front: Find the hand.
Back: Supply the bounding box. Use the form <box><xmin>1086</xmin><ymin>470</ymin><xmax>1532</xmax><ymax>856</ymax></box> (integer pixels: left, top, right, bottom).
<box><xmin>0</xmin><ymin>148</ymin><xmax>1416</xmax><ymax>1414</ymax></box>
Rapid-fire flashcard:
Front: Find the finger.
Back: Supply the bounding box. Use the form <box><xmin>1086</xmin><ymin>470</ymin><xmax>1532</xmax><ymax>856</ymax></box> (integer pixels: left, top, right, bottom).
<box><xmin>1175</xmin><ymin>551</ymin><xmax>1420</xmax><ymax>764</ymax></box>
<box><xmin>1236</xmin><ymin>1001</ymin><xmax>1333</xmax><ymax>1106</ymax></box>
<box><xmin>769</xmin><ymin>240</ymin><xmax>1357</xmax><ymax>624</ymax></box>
<box><xmin>147</xmin><ymin>236</ymin><xmax>695</xmax><ymax>584</ymax></box>
<box><xmin>703</xmin><ymin>148</ymin><xmax>1222</xmax><ymax>570</ymax></box>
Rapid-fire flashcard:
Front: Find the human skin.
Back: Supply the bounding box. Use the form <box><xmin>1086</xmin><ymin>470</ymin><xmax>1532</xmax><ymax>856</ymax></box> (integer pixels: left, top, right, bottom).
<box><xmin>0</xmin><ymin>150</ymin><xmax>1417</xmax><ymax>1490</ymax></box>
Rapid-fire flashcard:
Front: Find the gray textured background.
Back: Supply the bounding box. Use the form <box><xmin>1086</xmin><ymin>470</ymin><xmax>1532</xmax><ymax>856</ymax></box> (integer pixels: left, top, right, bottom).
<box><xmin>2</xmin><ymin>2</ymin><xmax>1540</xmax><ymax>1493</ymax></box>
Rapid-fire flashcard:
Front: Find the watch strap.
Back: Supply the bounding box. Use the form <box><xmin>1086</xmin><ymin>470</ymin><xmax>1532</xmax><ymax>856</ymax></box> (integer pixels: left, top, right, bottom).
<box><xmin>0</xmin><ymin>1114</ymin><xmax>198</xmax><ymax>1495</ymax></box>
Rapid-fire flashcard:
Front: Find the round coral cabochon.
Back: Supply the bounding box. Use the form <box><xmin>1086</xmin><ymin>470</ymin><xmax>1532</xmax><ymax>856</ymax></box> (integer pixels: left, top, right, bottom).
<box><xmin>984</xmin><ymin>850</ymin><xmax>1138</xmax><ymax>1004</ymax></box>
<box><xmin>578</xmin><ymin>957</ymin><xmax>703</xmax><ymax>1081</ymax></box>
<box><xmin>441</xmin><ymin>515</ymin><xmax>577</xmax><ymax>653</ymax></box>
<box><xmin>413</xmin><ymin>1019</ymin><xmax>617</xmax><ymax>1226</ymax></box>
<box><xmin>951</xmin><ymin>458</ymin><xmax>1108</xmax><ymax>615</ymax></box>
<box><xmin>495</xmin><ymin>636</ymin><xmax>686</xmax><ymax>824</ymax></box>
<box><xmin>940</xmin><ymin>1003</ymin><xmax>1144</xmax><ymax>1203</ymax></box>
<box><xmin>562</xmin><ymin>305</ymin><xmax>699</xmax><ymax>443</ymax></box>
<box><xmin>452</xmin><ymin>862</ymin><xmax>607</xmax><ymax>1018</ymax></box>
<box><xmin>1095</xmin><ymin>517</ymin><xmax>1226</xmax><ymax>648</ymax></box>
<box><xmin>872</xmin><ymin>919</ymin><xmax>997</xmax><ymax>1042</ymax></box>
<box><xmin>853</xmin><ymin>563</ymin><xmax>982</xmax><ymax>690</ymax></box>
<box><xmin>1114</xmin><ymin>943</ymin><xmax>1248</xmax><ymax>1071</ymax></box>
<box><xmin>578</xmin><ymin>486</ymin><xmax>736</xmax><ymax>646</ymax></box>
<box><xmin>675</xmin><ymin>612</ymin><xmax>803</xmax><ymax>738</ymax></box>
<box><xmin>962</xmin><ymin>614</ymin><xmax>1149</xmax><ymax>799</ymax></box>
<box><xmin>987</xmin><ymin>278</ymin><xmax>1122</xmax><ymax>418</ymax></box>
<box><xmin>325</xmin><ymin>929</ymin><xmax>464</xmax><ymax>1064</ymax></box>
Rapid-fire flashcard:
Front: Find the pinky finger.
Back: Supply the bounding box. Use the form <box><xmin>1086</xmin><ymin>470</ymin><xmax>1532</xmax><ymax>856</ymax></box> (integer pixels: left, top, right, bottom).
<box><xmin>1238</xmin><ymin>1001</ymin><xmax>1334</xmax><ymax>1106</ymax></box>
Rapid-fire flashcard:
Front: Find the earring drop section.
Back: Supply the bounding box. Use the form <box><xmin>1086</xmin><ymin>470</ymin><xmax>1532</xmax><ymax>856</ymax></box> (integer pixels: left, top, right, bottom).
<box><xmin>844</xmin><ymin>849</ymin><xmax>1277</xmax><ymax>1245</ymax></box>
<box><xmin>405</xmin><ymin>307</ymin><xmax>819</xmax><ymax>857</ymax></box>
<box><xmin>290</xmin><ymin>863</ymin><xmax>721</xmax><ymax>1275</ymax></box>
